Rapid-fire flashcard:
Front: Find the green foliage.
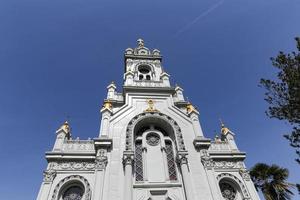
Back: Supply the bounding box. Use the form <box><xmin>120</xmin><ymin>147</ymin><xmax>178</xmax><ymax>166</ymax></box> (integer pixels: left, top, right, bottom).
<box><xmin>250</xmin><ymin>163</ymin><xmax>294</xmax><ymax>200</ymax></box>
<box><xmin>260</xmin><ymin>37</ymin><xmax>300</xmax><ymax>164</ymax></box>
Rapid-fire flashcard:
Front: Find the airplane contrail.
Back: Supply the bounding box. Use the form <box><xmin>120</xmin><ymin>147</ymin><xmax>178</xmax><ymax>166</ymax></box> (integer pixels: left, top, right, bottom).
<box><xmin>173</xmin><ymin>0</ymin><xmax>224</xmax><ymax>37</ymax></box>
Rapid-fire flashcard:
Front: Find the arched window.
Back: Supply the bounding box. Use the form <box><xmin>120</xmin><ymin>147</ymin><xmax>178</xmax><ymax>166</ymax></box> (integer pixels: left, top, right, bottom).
<box><xmin>137</xmin><ymin>65</ymin><xmax>152</xmax><ymax>81</ymax></box>
<box><xmin>217</xmin><ymin>174</ymin><xmax>248</xmax><ymax>200</ymax></box>
<box><xmin>134</xmin><ymin>125</ymin><xmax>178</xmax><ymax>183</ymax></box>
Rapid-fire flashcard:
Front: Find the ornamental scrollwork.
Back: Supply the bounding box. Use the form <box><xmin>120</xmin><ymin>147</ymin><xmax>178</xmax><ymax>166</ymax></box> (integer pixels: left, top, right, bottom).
<box><xmin>95</xmin><ymin>149</ymin><xmax>108</xmax><ymax>170</ymax></box>
<box><xmin>177</xmin><ymin>152</ymin><xmax>188</xmax><ymax>165</ymax></box>
<box><xmin>239</xmin><ymin>168</ymin><xmax>251</xmax><ymax>181</ymax></box>
<box><xmin>123</xmin><ymin>151</ymin><xmax>134</xmax><ymax>166</ymax></box>
<box><xmin>43</xmin><ymin>169</ymin><xmax>56</xmax><ymax>182</ymax></box>
<box><xmin>49</xmin><ymin>161</ymin><xmax>95</xmax><ymax>171</ymax></box>
<box><xmin>200</xmin><ymin>150</ymin><xmax>214</xmax><ymax>169</ymax></box>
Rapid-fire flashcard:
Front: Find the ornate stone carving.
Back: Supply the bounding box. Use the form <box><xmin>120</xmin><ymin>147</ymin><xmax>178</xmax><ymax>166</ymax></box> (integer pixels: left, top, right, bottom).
<box><xmin>125</xmin><ymin>112</ymin><xmax>185</xmax><ymax>151</ymax></box>
<box><xmin>200</xmin><ymin>150</ymin><xmax>214</xmax><ymax>169</ymax></box>
<box><xmin>214</xmin><ymin>161</ymin><xmax>244</xmax><ymax>169</ymax></box>
<box><xmin>51</xmin><ymin>175</ymin><xmax>91</xmax><ymax>200</ymax></box>
<box><xmin>200</xmin><ymin>150</ymin><xmax>245</xmax><ymax>170</ymax></box>
<box><xmin>177</xmin><ymin>152</ymin><xmax>188</xmax><ymax>165</ymax></box>
<box><xmin>49</xmin><ymin>161</ymin><xmax>95</xmax><ymax>171</ymax></box>
<box><xmin>43</xmin><ymin>169</ymin><xmax>56</xmax><ymax>182</ymax></box>
<box><xmin>95</xmin><ymin>149</ymin><xmax>108</xmax><ymax>170</ymax></box>
<box><xmin>63</xmin><ymin>140</ymin><xmax>94</xmax><ymax>151</ymax></box>
<box><xmin>123</xmin><ymin>151</ymin><xmax>134</xmax><ymax>166</ymax></box>
<box><xmin>239</xmin><ymin>168</ymin><xmax>251</xmax><ymax>181</ymax></box>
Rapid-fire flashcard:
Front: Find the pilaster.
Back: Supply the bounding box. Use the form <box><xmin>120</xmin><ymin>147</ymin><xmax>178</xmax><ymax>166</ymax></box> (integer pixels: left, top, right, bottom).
<box><xmin>177</xmin><ymin>151</ymin><xmax>194</xmax><ymax>200</ymax></box>
<box><xmin>122</xmin><ymin>151</ymin><xmax>134</xmax><ymax>200</ymax></box>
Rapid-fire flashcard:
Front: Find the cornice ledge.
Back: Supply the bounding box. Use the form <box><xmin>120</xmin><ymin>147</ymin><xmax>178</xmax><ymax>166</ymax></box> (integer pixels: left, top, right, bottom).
<box><xmin>193</xmin><ymin>136</ymin><xmax>211</xmax><ymax>149</ymax></box>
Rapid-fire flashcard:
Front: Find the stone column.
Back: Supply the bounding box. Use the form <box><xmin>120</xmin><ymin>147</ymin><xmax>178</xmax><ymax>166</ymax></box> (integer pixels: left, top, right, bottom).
<box><xmin>177</xmin><ymin>152</ymin><xmax>194</xmax><ymax>200</ymax></box>
<box><xmin>93</xmin><ymin>149</ymin><xmax>108</xmax><ymax>200</ymax></box>
<box><xmin>36</xmin><ymin>170</ymin><xmax>56</xmax><ymax>200</ymax></box>
<box><xmin>123</xmin><ymin>151</ymin><xmax>134</xmax><ymax>200</ymax></box>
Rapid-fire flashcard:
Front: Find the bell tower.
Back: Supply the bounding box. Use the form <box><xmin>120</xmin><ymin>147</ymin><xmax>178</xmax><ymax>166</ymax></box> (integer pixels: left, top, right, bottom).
<box><xmin>36</xmin><ymin>39</ymin><xmax>261</xmax><ymax>200</ymax></box>
<box><xmin>124</xmin><ymin>39</ymin><xmax>170</xmax><ymax>88</ymax></box>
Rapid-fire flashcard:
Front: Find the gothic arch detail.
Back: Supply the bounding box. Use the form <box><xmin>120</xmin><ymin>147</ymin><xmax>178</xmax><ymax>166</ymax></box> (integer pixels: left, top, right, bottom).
<box><xmin>216</xmin><ymin>173</ymin><xmax>250</xmax><ymax>199</ymax></box>
<box><xmin>51</xmin><ymin>175</ymin><xmax>91</xmax><ymax>200</ymax></box>
<box><xmin>125</xmin><ymin>112</ymin><xmax>185</xmax><ymax>151</ymax></box>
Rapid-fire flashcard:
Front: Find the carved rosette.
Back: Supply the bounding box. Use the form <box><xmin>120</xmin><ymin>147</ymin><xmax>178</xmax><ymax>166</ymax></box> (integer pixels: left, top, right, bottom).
<box><xmin>95</xmin><ymin>149</ymin><xmax>108</xmax><ymax>170</ymax></box>
<box><xmin>43</xmin><ymin>170</ymin><xmax>56</xmax><ymax>182</ymax></box>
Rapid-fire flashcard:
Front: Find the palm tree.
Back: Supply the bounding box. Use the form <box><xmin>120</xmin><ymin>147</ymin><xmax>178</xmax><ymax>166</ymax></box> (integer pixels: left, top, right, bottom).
<box><xmin>250</xmin><ymin>163</ymin><xmax>294</xmax><ymax>200</ymax></box>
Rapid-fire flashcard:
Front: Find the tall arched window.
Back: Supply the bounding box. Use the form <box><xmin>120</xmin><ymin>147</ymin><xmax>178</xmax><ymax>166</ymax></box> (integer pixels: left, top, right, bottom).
<box><xmin>134</xmin><ymin>125</ymin><xmax>178</xmax><ymax>183</ymax></box>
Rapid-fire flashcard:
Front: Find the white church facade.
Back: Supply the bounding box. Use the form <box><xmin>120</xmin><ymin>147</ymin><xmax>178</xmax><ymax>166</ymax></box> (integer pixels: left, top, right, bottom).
<box><xmin>36</xmin><ymin>39</ymin><xmax>260</xmax><ymax>200</ymax></box>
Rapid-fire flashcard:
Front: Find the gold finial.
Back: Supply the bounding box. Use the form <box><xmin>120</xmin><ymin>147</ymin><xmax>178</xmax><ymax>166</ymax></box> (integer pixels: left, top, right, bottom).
<box><xmin>144</xmin><ymin>99</ymin><xmax>159</xmax><ymax>112</ymax></box>
<box><xmin>186</xmin><ymin>102</ymin><xmax>197</xmax><ymax>113</ymax></box>
<box><xmin>103</xmin><ymin>100</ymin><xmax>113</xmax><ymax>110</ymax></box>
<box><xmin>60</xmin><ymin>121</ymin><xmax>70</xmax><ymax>134</ymax></box>
<box><xmin>220</xmin><ymin>119</ymin><xmax>230</xmax><ymax>135</ymax></box>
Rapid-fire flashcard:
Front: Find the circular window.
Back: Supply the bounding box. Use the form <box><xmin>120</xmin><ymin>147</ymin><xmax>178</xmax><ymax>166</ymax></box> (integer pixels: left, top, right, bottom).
<box><xmin>62</xmin><ymin>186</ymin><xmax>84</xmax><ymax>200</ymax></box>
<box><xmin>146</xmin><ymin>133</ymin><xmax>160</xmax><ymax>146</ymax></box>
<box><xmin>220</xmin><ymin>182</ymin><xmax>237</xmax><ymax>200</ymax></box>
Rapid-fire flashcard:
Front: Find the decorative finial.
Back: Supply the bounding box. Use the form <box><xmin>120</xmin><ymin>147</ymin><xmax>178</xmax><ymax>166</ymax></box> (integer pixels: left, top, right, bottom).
<box><xmin>219</xmin><ymin>118</ymin><xmax>230</xmax><ymax>135</ymax></box>
<box><xmin>186</xmin><ymin>101</ymin><xmax>198</xmax><ymax>114</ymax></box>
<box><xmin>144</xmin><ymin>99</ymin><xmax>159</xmax><ymax>112</ymax></box>
<box><xmin>137</xmin><ymin>38</ymin><xmax>144</xmax><ymax>47</ymax></box>
<box><xmin>59</xmin><ymin>121</ymin><xmax>70</xmax><ymax>135</ymax></box>
<box><xmin>102</xmin><ymin>100</ymin><xmax>113</xmax><ymax>110</ymax></box>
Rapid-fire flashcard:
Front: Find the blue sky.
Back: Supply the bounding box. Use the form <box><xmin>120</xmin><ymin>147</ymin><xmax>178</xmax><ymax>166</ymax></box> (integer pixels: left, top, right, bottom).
<box><xmin>0</xmin><ymin>0</ymin><xmax>300</xmax><ymax>199</ymax></box>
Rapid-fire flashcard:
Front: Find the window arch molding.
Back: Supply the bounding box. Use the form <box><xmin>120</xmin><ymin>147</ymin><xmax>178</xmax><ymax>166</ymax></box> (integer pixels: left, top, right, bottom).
<box><xmin>51</xmin><ymin>175</ymin><xmax>91</xmax><ymax>200</ymax></box>
<box><xmin>216</xmin><ymin>173</ymin><xmax>250</xmax><ymax>199</ymax></box>
<box><xmin>125</xmin><ymin>112</ymin><xmax>186</xmax><ymax>151</ymax></box>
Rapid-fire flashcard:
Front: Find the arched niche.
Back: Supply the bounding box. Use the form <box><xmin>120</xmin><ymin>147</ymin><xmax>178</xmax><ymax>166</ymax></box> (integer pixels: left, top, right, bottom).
<box><xmin>51</xmin><ymin>175</ymin><xmax>91</xmax><ymax>200</ymax></box>
<box><xmin>216</xmin><ymin>173</ymin><xmax>250</xmax><ymax>200</ymax></box>
<box><xmin>125</xmin><ymin>112</ymin><xmax>185</xmax><ymax>151</ymax></box>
